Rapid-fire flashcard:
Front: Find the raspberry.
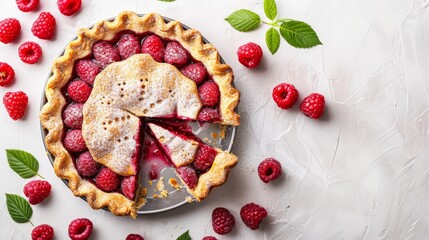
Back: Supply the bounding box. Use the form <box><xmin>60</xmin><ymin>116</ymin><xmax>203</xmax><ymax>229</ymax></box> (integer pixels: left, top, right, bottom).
<box><xmin>126</xmin><ymin>234</ymin><xmax>144</xmax><ymax>240</ymax></box>
<box><xmin>237</xmin><ymin>42</ymin><xmax>263</xmax><ymax>68</ymax></box>
<box><xmin>0</xmin><ymin>62</ymin><xmax>15</xmax><ymax>87</ymax></box>
<box><xmin>67</xmin><ymin>80</ymin><xmax>92</xmax><ymax>103</ymax></box>
<box><xmin>141</xmin><ymin>35</ymin><xmax>165</xmax><ymax>62</ymax></box>
<box><xmin>212</xmin><ymin>207</ymin><xmax>235</xmax><ymax>235</ymax></box>
<box><xmin>16</xmin><ymin>0</ymin><xmax>39</xmax><ymax>12</ymax></box>
<box><xmin>121</xmin><ymin>175</ymin><xmax>136</xmax><ymax>200</ymax></box>
<box><xmin>258</xmin><ymin>158</ymin><xmax>282</xmax><ymax>183</ymax></box>
<box><xmin>300</xmin><ymin>93</ymin><xmax>325</xmax><ymax>119</ymax></box>
<box><xmin>76</xmin><ymin>151</ymin><xmax>100</xmax><ymax>177</ymax></box>
<box><xmin>57</xmin><ymin>0</ymin><xmax>82</xmax><ymax>16</ymax></box>
<box><xmin>68</xmin><ymin>218</ymin><xmax>93</xmax><ymax>240</ymax></box>
<box><xmin>117</xmin><ymin>34</ymin><xmax>140</xmax><ymax>60</ymax></box>
<box><xmin>75</xmin><ymin>60</ymin><xmax>101</xmax><ymax>85</ymax></box>
<box><xmin>193</xmin><ymin>144</ymin><xmax>217</xmax><ymax>172</ymax></box>
<box><xmin>95</xmin><ymin>168</ymin><xmax>121</xmax><ymax>192</ymax></box>
<box><xmin>180</xmin><ymin>63</ymin><xmax>207</xmax><ymax>85</ymax></box>
<box><xmin>31</xmin><ymin>224</ymin><xmax>54</xmax><ymax>240</ymax></box>
<box><xmin>197</xmin><ymin>107</ymin><xmax>220</xmax><ymax>123</ymax></box>
<box><xmin>202</xmin><ymin>237</ymin><xmax>217</xmax><ymax>240</ymax></box>
<box><xmin>240</xmin><ymin>203</ymin><xmax>267</xmax><ymax>230</ymax></box>
<box><xmin>164</xmin><ymin>41</ymin><xmax>189</xmax><ymax>67</ymax></box>
<box><xmin>272</xmin><ymin>83</ymin><xmax>299</xmax><ymax>109</ymax></box>
<box><xmin>177</xmin><ymin>166</ymin><xmax>198</xmax><ymax>189</ymax></box>
<box><xmin>63</xmin><ymin>129</ymin><xmax>87</xmax><ymax>152</ymax></box>
<box><xmin>18</xmin><ymin>41</ymin><xmax>42</xmax><ymax>64</ymax></box>
<box><xmin>0</xmin><ymin>18</ymin><xmax>21</xmax><ymax>44</ymax></box>
<box><xmin>23</xmin><ymin>180</ymin><xmax>51</xmax><ymax>205</ymax></box>
<box><xmin>198</xmin><ymin>82</ymin><xmax>219</xmax><ymax>107</ymax></box>
<box><xmin>31</xmin><ymin>12</ymin><xmax>56</xmax><ymax>40</ymax></box>
<box><xmin>63</xmin><ymin>103</ymin><xmax>83</xmax><ymax>129</ymax></box>
<box><xmin>93</xmin><ymin>42</ymin><xmax>121</xmax><ymax>68</ymax></box>
<box><xmin>3</xmin><ymin>91</ymin><xmax>28</xmax><ymax>120</ymax></box>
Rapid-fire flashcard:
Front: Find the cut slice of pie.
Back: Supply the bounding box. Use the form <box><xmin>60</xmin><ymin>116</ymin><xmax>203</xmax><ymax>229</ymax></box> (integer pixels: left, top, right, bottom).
<box><xmin>147</xmin><ymin>123</ymin><xmax>238</xmax><ymax>201</ymax></box>
<box><xmin>40</xmin><ymin>11</ymin><xmax>240</xmax><ymax>218</ymax></box>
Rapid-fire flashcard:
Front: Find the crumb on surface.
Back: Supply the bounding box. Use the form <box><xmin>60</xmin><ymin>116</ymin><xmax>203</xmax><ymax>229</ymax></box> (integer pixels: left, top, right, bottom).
<box><xmin>156</xmin><ymin>176</ymin><xmax>165</xmax><ymax>192</ymax></box>
<box><xmin>185</xmin><ymin>196</ymin><xmax>193</xmax><ymax>203</ymax></box>
<box><xmin>148</xmin><ymin>180</ymin><xmax>153</xmax><ymax>186</ymax></box>
<box><xmin>169</xmin><ymin>177</ymin><xmax>181</xmax><ymax>190</ymax></box>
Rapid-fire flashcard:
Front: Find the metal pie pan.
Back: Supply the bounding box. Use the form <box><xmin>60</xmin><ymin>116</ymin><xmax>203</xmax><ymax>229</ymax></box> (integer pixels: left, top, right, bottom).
<box><xmin>40</xmin><ymin>14</ymin><xmax>237</xmax><ymax>215</ymax></box>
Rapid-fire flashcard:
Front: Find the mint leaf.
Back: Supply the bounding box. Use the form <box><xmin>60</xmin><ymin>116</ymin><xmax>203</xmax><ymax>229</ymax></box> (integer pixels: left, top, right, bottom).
<box><xmin>264</xmin><ymin>0</ymin><xmax>277</xmax><ymax>20</ymax></box>
<box><xmin>276</xmin><ymin>18</ymin><xmax>292</xmax><ymax>23</ymax></box>
<box><xmin>225</xmin><ymin>10</ymin><xmax>261</xmax><ymax>32</ymax></box>
<box><xmin>266</xmin><ymin>27</ymin><xmax>280</xmax><ymax>54</ymax></box>
<box><xmin>279</xmin><ymin>20</ymin><xmax>322</xmax><ymax>48</ymax></box>
<box><xmin>5</xmin><ymin>194</ymin><xmax>33</xmax><ymax>223</ymax></box>
<box><xmin>6</xmin><ymin>149</ymin><xmax>40</xmax><ymax>179</ymax></box>
<box><xmin>158</xmin><ymin>0</ymin><xmax>175</xmax><ymax>2</ymax></box>
<box><xmin>177</xmin><ymin>230</ymin><xmax>191</xmax><ymax>240</ymax></box>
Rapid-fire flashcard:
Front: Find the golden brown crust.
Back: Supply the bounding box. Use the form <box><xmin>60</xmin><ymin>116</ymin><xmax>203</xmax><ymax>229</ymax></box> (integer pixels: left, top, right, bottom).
<box><xmin>40</xmin><ymin>11</ymin><xmax>240</xmax><ymax>217</ymax></box>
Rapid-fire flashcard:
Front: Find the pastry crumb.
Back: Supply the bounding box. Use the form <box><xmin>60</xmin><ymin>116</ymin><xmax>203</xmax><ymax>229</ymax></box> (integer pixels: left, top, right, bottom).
<box><xmin>156</xmin><ymin>176</ymin><xmax>165</xmax><ymax>192</ymax></box>
<box><xmin>141</xmin><ymin>188</ymin><xmax>147</xmax><ymax>198</ymax></box>
<box><xmin>210</xmin><ymin>132</ymin><xmax>218</xmax><ymax>139</ymax></box>
<box><xmin>185</xmin><ymin>196</ymin><xmax>193</xmax><ymax>203</ymax></box>
<box><xmin>220</xmin><ymin>126</ymin><xmax>226</xmax><ymax>139</ymax></box>
<box><xmin>148</xmin><ymin>180</ymin><xmax>153</xmax><ymax>186</ymax></box>
<box><xmin>169</xmin><ymin>177</ymin><xmax>181</xmax><ymax>190</ymax></box>
<box><xmin>160</xmin><ymin>189</ymin><xmax>168</xmax><ymax>198</ymax></box>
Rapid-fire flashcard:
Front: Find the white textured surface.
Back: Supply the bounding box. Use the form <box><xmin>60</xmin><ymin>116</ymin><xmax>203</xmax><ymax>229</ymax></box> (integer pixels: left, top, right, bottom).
<box><xmin>1</xmin><ymin>0</ymin><xmax>429</xmax><ymax>239</ymax></box>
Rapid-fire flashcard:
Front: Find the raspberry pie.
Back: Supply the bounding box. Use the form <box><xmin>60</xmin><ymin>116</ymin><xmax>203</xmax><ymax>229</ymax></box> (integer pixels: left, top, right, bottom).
<box><xmin>40</xmin><ymin>12</ymin><xmax>240</xmax><ymax>217</ymax></box>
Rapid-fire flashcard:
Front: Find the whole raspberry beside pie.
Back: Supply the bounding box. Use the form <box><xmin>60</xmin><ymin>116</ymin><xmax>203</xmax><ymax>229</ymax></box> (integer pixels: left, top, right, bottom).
<box><xmin>68</xmin><ymin>218</ymin><xmax>93</xmax><ymax>240</ymax></box>
<box><xmin>40</xmin><ymin>12</ymin><xmax>240</xmax><ymax>217</ymax></box>
<box><xmin>23</xmin><ymin>180</ymin><xmax>51</xmax><ymax>205</ymax></box>
<box><xmin>300</xmin><ymin>93</ymin><xmax>325</xmax><ymax>119</ymax></box>
<box><xmin>126</xmin><ymin>234</ymin><xmax>144</xmax><ymax>240</ymax></box>
<box><xmin>31</xmin><ymin>12</ymin><xmax>56</xmax><ymax>40</ymax></box>
<box><xmin>240</xmin><ymin>203</ymin><xmax>268</xmax><ymax>230</ymax></box>
<box><xmin>258</xmin><ymin>158</ymin><xmax>282</xmax><ymax>183</ymax></box>
<box><xmin>18</xmin><ymin>41</ymin><xmax>42</xmax><ymax>64</ymax></box>
<box><xmin>272</xmin><ymin>83</ymin><xmax>299</xmax><ymax>109</ymax></box>
<box><xmin>0</xmin><ymin>62</ymin><xmax>15</xmax><ymax>87</ymax></box>
<box><xmin>16</xmin><ymin>0</ymin><xmax>39</xmax><ymax>12</ymax></box>
<box><xmin>31</xmin><ymin>224</ymin><xmax>54</xmax><ymax>240</ymax></box>
<box><xmin>3</xmin><ymin>91</ymin><xmax>28</xmax><ymax>120</ymax></box>
<box><xmin>212</xmin><ymin>207</ymin><xmax>235</xmax><ymax>235</ymax></box>
<box><xmin>57</xmin><ymin>0</ymin><xmax>82</xmax><ymax>16</ymax></box>
<box><xmin>237</xmin><ymin>42</ymin><xmax>263</xmax><ymax>68</ymax></box>
<box><xmin>0</xmin><ymin>18</ymin><xmax>21</xmax><ymax>44</ymax></box>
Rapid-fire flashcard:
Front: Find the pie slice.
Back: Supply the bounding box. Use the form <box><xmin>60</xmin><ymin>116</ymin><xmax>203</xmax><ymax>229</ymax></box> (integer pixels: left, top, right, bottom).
<box><xmin>40</xmin><ymin>11</ymin><xmax>240</xmax><ymax>217</ymax></box>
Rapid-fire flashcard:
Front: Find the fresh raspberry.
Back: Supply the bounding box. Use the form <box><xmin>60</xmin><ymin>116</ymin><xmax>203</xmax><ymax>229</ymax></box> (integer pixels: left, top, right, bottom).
<box><xmin>31</xmin><ymin>12</ymin><xmax>56</xmax><ymax>40</ymax></box>
<box><xmin>31</xmin><ymin>224</ymin><xmax>54</xmax><ymax>240</ymax></box>
<box><xmin>300</xmin><ymin>93</ymin><xmax>325</xmax><ymax>119</ymax></box>
<box><xmin>92</xmin><ymin>42</ymin><xmax>121</xmax><ymax>68</ymax></box>
<box><xmin>212</xmin><ymin>207</ymin><xmax>235</xmax><ymax>235</ymax></box>
<box><xmin>3</xmin><ymin>91</ymin><xmax>28</xmax><ymax>120</ymax></box>
<box><xmin>75</xmin><ymin>60</ymin><xmax>101</xmax><ymax>85</ymax></box>
<box><xmin>164</xmin><ymin>41</ymin><xmax>189</xmax><ymax>67</ymax></box>
<box><xmin>23</xmin><ymin>180</ymin><xmax>51</xmax><ymax>205</ymax></box>
<box><xmin>117</xmin><ymin>34</ymin><xmax>140</xmax><ymax>60</ymax></box>
<box><xmin>272</xmin><ymin>83</ymin><xmax>299</xmax><ymax>109</ymax></box>
<box><xmin>57</xmin><ymin>0</ymin><xmax>82</xmax><ymax>16</ymax></box>
<box><xmin>180</xmin><ymin>63</ymin><xmax>207</xmax><ymax>85</ymax></box>
<box><xmin>121</xmin><ymin>175</ymin><xmax>136</xmax><ymax>200</ymax></box>
<box><xmin>202</xmin><ymin>237</ymin><xmax>217</xmax><ymax>240</ymax></box>
<box><xmin>63</xmin><ymin>129</ymin><xmax>87</xmax><ymax>152</ymax></box>
<box><xmin>16</xmin><ymin>0</ymin><xmax>39</xmax><ymax>12</ymax></box>
<box><xmin>193</xmin><ymin>144</ymin><xmax>217</xmax><ymax>172</ymax></box>
<box><xmin>96</xmin><ymin>168</ymin><xmax>121</xmax><ymax>192</ymax></box>
<box><xmin>240</xmin><ymin>203</ymin><xmax>268</xmax><ymax>230</ymax></box>
<box><xmin>68</xmin><ymin>218</ymin><xmax>93</xmax><ymax>240</ymax></box>
<box><xmin>141</xmin><ymin>35</ymin><xmax>165</xmax><ymax>62</ymax></box>
<box><xmin>67</xmin><ymin>80</ymin><xmax>92</xmax><ymax>103</ymax></box>
<box><xmin>0</xmin><ymin>18</ymin><xmax>21</xmax><ymax>44</ymax></box>
<box><xmin>76</xmin><ymin>151</ymin><xmax>100</xmax><ymax>177</ymax></box>
<box><xmin>258</xmin><ymin>158</ymin><xmax>282</xmax><ymax>183</ymax></box>
<box><xmin>18</xmin><ymin>41</ymin><xmax>42</xmax><ymax>64</ymax></box>
<box><xmin>0</xmin><ymin>62</ymin><xmax>15</xmax><ymax>87</ymax></box>
<box><xmin>177</xmin><ymin>166</ymin><xmax>198</xmax><ymax>189</ymax></box>
<box><xmin>237</xmin><ymin>42</ymin><xmax>263</xmax><ymax>68</ymax></box>
<box><xmin>197</xmin><ymin>107</ymin><xmax>220</xmax><ymax>123</ymax></box>
<box><xmin>198</xmin><ymin>82</ymin><xmax>220</xmax><ymax>107</ymax></box>
<box><xmin>126</xmin><ymin>234</ymin><xmax>144</xmax><ymax>240</ymax></box>
<box><xmin>63</xmin><ymin>103</ymin><xmax>83</xmax><ymax>129</ymax></box>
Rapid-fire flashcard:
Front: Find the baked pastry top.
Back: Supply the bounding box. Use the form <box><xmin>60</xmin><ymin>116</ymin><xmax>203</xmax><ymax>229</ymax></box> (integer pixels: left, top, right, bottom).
<box><xmin>40</xmin><ymin>11</ymin><xmax>240</xmax><ymax>218</ymax></box>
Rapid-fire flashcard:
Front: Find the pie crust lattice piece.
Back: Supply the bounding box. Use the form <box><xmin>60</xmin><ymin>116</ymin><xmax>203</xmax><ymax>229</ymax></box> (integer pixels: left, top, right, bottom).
<box><xmin>40</xmin><ymin>11</ymin><xmax>240</xmax><ymax>217</ymax></box>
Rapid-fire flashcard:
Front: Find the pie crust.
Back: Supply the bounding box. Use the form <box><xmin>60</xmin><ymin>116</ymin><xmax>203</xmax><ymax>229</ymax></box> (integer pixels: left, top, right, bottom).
<box><xmin>40</xmin><ymin>11</ymin><xmax>240</xmax><ymax>217</ymax></box>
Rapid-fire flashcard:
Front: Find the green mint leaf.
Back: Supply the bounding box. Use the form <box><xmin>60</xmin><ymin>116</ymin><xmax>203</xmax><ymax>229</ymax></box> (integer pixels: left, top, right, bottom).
<box><xmin>5</xmin><ymin>194</ymin><xmax>33</xmax><ymax>223</ymax></box>
<box><xmin>264</xmin><ymin>0</ymin><xmax>277</xmax><ymax>20</ymax></box>
<box><xmin>225</xmin><ymin>9</ymin><xmax>261</xmax><ymax>32</ymax></box>
<box><xmin>177</xmin><ymin>230</ymin><xmax>191</xmax><ymax>240</ymax></box>
<box><xmin>276</xmin><ymin>18</ymin><xmax>292</xmax><ymax>23</ymax></box>
<box><xmin>158</xmin><ymin>0</ymin><xmax>175</xmax><ymax>2</ymax></box>
<box><xmin>279</xmin><ymin>20</ymin><xmax>322</xmax><ymax>48</ymax></box>
<box><xmin>266</xmin><ymin>27</ymin><xmax>281</xmax><ymax>54</ymax></box>
<box><xmin>6</xmin><ymin>149</ymin><xmax>39</xmax><ymax>179</ymax></box>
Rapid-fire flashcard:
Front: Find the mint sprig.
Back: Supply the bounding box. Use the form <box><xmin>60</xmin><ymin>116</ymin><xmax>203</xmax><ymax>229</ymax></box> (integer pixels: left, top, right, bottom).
<box><xmin>6</xmin><ymin>149</ymin><xmax>44</xmax><ymax>179</ymax></box>
<box><xmin>225</xmin><ymin>0</ymin><xmax>322</xmax><ymax>54</ymax></box>
<box><xmin>177</xmin><ymin>230</ymin><xmax>191</xmax><ymax>240</ymax></box>
<box><xmin>5</xmin><ymin>194</ymin><xmax>33</xmax><ymax>225</ymax></box>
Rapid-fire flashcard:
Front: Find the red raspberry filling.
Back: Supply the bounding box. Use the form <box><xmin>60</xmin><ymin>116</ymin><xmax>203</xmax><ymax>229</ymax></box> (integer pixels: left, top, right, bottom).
<box><xmin>164</xmin><ymin>41</ymin><xmax>189</xmax><ymax>67</ymax></box>
<box><xmin>92</xmin><ymin>42</ymin><xmax>121</xmax><ymax>68</ymax></box>
<box><xmin>95</xmin><ymin>168</ymin><xmax>121</xmax><ymax>192</ymax></box>
<box><xmin>117</xmin><ymin>34</ymin><xmax>141</xmax><ymax>60</ymax></box>
<box><xmin>141</xmin><ymin>35</ymin><xmax>165</xmax><ymax>62</ymax></box>
<box><xmin>76</xmin><ymin>151</ymin><xmax>101</xmax><ymax>177</ymax></box>
<box><xmin>75</xmin><ymin>60</ymin><xmax>101</xmax><ymax>85</ymax></box>
<box><xmin>177</xmin><ymin>166</ymin><xmax>198</xmax><ymax>189</ymax></box>
<box><xmin>63</xmin><ymin>103</ymin><xmax>84</xmax><ymax>129</ymax></box>
<box><xmin>193</xmin><ymin>144</ymin><xmax>217</xmax><ymax>172</ymax></box>
<box><xmin>198</xmin><ymin>82</ymin><xmax>220</xmax><ymax>107</ymax></box>
<box><xmin>67</xmin><ymin>80</ymin><xmax>92</xmax><ymax>103</ymax></box>
<box><xmin>63</xmin><ymin>129</ymin><xmax>88</xmax><ymax>152</ymax></box>
<box><xmin>121</xmin><ymin>175</ymin><xmax>137</xmax><ymax>200</ymax></box>
<box><xmin>197</xmin><ymin>107</ymin><xmax>220</xmax><ymax>123</ymax></box>
<box><xmin>180</xmin><ymin>63</ymin><xmax>207</xmax><ymax>85</ymax></box>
